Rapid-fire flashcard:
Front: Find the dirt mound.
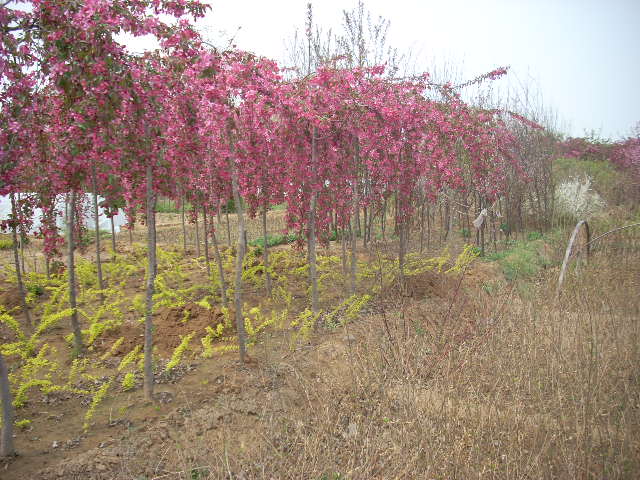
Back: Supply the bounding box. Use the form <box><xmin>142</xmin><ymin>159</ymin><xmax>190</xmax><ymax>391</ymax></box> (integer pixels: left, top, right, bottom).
<box><xmin>0</xmin><ymin>282</ymin><xmax>22</xmax><ymax>310</ymax></box>
<box><xmin>95</xmin><ymin>303</ymin><xmax>227</xmax><ymax>357</ymax></box>
<box><xmin>154</xmin><ymin>303</ymin><xmax>226</xmax><ymax>353</ymax></box>
<box><xmin>403</xmin><ymin>270</ymin><xmax>458</xmax><ymax>299</ymax></box>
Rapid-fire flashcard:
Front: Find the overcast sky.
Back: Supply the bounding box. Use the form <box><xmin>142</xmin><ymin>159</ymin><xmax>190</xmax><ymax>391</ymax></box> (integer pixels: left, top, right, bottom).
<box><xmin>129</xmin><ymin>0</ymin><xmax>640</xmax><ymax>140</ymax></box>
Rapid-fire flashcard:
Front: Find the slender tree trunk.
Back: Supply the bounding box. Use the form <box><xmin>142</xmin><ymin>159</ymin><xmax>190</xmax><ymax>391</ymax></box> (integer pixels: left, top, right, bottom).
<box><xmin>426</xmin><ymin>204</ymin><xmax>431</xmax><ymax>250</ymax></box>
<box><xmin>367</xmin><ymin>207</ymin><xmax>378</xmax><ymax>243</ymax></box>
<box><xmin>202</xmin><ymin>207</ymin><xmax>211</xmax><ymax>277</ymax></box>
<box><xmin>332</xmin><ymin>209</ymin><xmax>338</xmax><ymax>240</ymax></box>
<box><xmin>419</xmin><ymin>197</ymin><xmax>426</xmax><ymax>254</ymax></box>
<box><xmin>17</xmin><ymin>194</ymin><xmax>25</xmax><ymax>275</ymax></box>
<box><xmin>231</xmin><ymin>170</ymin><xmax>247</xmax><ymax>363</ymax></box>
<box><xmin>363</xmin><ymin>205</ymin><xmax>368</xmax><ymax>248</ymax></box>
<box><xmin>0</xmin><ymin>353</ymin><xmax>14</xmax><ymax>458</ymax></box>
<box><xmin>194</xmin><ymin>211</ymin><xmax>201</xmax><ymax>257</ymax></box>
<box><xmin>443</xmin><ymin>198</ymin><xmax>451</xmax><ymax>242</ymax></box>
<box><xmin>143</xmin><ymin>164</ymin><xmax>158</xmax><ymax>401</ymax></box>
<box><xmin>67</xmin><ymin>191</ymin><xmax>84</xmax><ymax>355</ymax></box>
<box><xmin>45</xmin><ymin>257</ymin><xmax>50</xmax><ymax>279</ymax></box>
<box><xmin>341</xmin><ymin>227</ymin><xmax>347</xmax><ymax>276</ymax></box>
<box><xmin>110</xmin><ymin>215</ymin><xmax>116</xmax><ymax>258</ymax></box>
<box><xmin>480</xmin><ymin>197</ymin><xmax>486</xmax><ymax>257</ymax></box>
<box><xmin>19</xmin><ymin>237</ymin><xmax>25</xmax><ymax>275</ymax></box>
<box><xmin>381</xmin><ymin>197</ymin><xmax>387</xmax><ymax>240</ymax></box>
<box><xmin>225</xmin><ymin>209</ymin><xmax>231</xmax><ymax>246</ymax></box>
<box><xmin>128</xmin><ymin>223</ymin><xmax>133</xmax><ymax>246</ymax></box>
<box><xmin>350</xmin><ymin>213</ymin><xmax>357</xmax><ymax>296</ymax></box>
<box><xmin>10</xmin><ymin>194</ymin><xmax>32</xmax><ymax>328</ymax></box>
<box><xmin>210</xmin><ymin>226</ymin><xmax>227</xmax><ymax>307</ymax></box>
<box><xmin>309</xmin><ymin>193</ymin><xmax>319</xmax><ymax>313</ymax></box>
<box><xmin>398</xmin><ymin>217</ymin><xmax>406</xmax><ymax>291</ymax></box>
<box><xmin>350</xmin><ymin>140</ymin><xmax>360</xmax><ymax>296</ymax></box>
<box><xmin>394</xmin><ymin>193</ymin><xmax>398</xmax><ymax>235</ymax></box>
<box><xmin>181</xmin><ymin>195</ymin><xmax>187</xmax><ymax>254</ymax></box>
<box><xmin>261</xmin><ymin>206</ymin><xmax>272</xmax><ymax>297</ymax></box>
<box><xmin>91</xmin><ymin>164</ymin><xmax>105</xmax><ymax>300</ymax></box>
<box><xmin>491</xmin><ymin>209</ymin><xmax>498</xmax><ymax>253</ymax></box>
<box><xmin>306</xmin><ymin>129</ymin><xmax>320</xmax><ymax>314</ymax></box>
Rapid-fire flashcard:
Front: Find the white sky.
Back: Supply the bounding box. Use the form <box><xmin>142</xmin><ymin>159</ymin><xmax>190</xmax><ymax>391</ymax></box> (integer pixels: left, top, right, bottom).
<box><xmin>126</xmin><ymin>0</ymin><xmax>640</xmax><ymax>140</ymax></box>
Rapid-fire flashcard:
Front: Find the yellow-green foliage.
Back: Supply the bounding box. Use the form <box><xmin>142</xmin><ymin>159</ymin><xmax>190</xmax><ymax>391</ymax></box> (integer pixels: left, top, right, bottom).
<box><xmin>14</xmin><ymin>419</ymin><xmax>31</xmax><ymax>430</ymax></box>
<box><xmin>446</xmin><ymin>244</ymin><xmax>480</xmax><ymax>274</ymax></box>
<box><xmin>102</xmin><ymin>256</ymin><xmax>140</xmax><ymax>287</ymax></box>
<box><xmin>153</xmin><ymin>272</ymin><xmax>187</xmax><ymax>311</ymax></box>
<box><xmin>345</xmin><ymin>294</ymin><xmax>370</xmax><ymax>319</ymax></box>
<box><xmin>76</xmin><ymin>258</ymin><xmax>98</xmax><ymax>289</ymax></box>
<box><xmin>270</xmin><ymin>249</ymin><xmax>306</xmax><ymax>273</ymax></box>
<box><xmin>222</xmin><ymin>247</ymin><xmax>235</xmax><ymax>272</ymax></box>
<box><xmin>220</xmin><ymin>306</ymin><xmax>233</xmax><ymax>328</ymax></box>
<box><xmin>0</xmin><ymin>234</ymin><xmax>13</xmax><ymax>250</ymax></box>
<box><xmin>3</xmin><ymin>306</ymin><xmax>75</xmax><ymax>360</ymax></box>
<box><xmin>121</xmin><ymin>372</ymin><xmax>136</xmax><ymax>391</ymax></box>
<box><xmin>10</xmin><ymin>344</ymin><xmax>59</xmax><ymax>407</ymax></box>
<box><xmin>211</xmin><ymin>344</ymin><xmax>239</xmax><ymax>355</ymax></box>
<box><xmin>241</xmin><ymin>247</ymin><xmax>267</xmax><ymax>288</ymax></box>
<box><xmin>201</xmin><ymin>323</ymin><xmax>225</xmax><ymax>358</ymax></box>
<box><xmin>0</xmin><ymin>306</ymin><xmax>26</xmax><ymax>344</ymax></box>
<box><xmin>316</xmin><ymin>255</ymin><xmax>343</xmax><ymax>295</ymax></box>
<box><xmin>100</xmin><ymin>337</ymin><xmax>125</xmax><ymax>361</ymax></box>
<box><xmin>290</xmin><ymin>309</ymin><xmax>322</xmax><ymax>348</ymax></box>
<box><xmin>244</xmin><ymin>308</ymin><xmax>257</xmax><ymax>338</ymax></box>
<box><xmin>325</xmin><ymin>294</ymin><xmax>372</xmax><ymax>328</ymax></box>
<box><xmin>118</xmin><ymin>346</ymin><xmax>142</xmax><ymax>372</ymax></box>
<box><xmin>150</xmin><ymin>247</ymin><xmax>200</xmax><ymax>312</ymax></box>
<box><xmin>166</xmin><ymin>332</ymin><xmax>195</xmax><ymax>371</ymax></box>
<box><xmin>34</xmin><ymin>308</ymin><xmax>74</xmax><ymax>338</ymax></box>
<box><xmin>83</xmin><ymin>378</ymin><xmax>112</xmax><ymax>431</ymax></box>
<box><xmin>84</xmin><ymin>301</ymin><xmax>124</xmax><ymax>346</ymax></box>
<box><xmin>358</xmin><ymin>255</ymin><xmax>397</xmax><ymax>292</ymax></box>
<box><xmin>404</xmin><ymin>249</ymin><xmax>451</xmax><ymax>276</ymax></box>
<box><xmin>41</xmin><ymin>280</ymin><xmax>69</xmax><ymax>317</ymax></box>
<box><xmin>196</xmin><ymin>297</ymin><xmax>213</xmax><ymax>310</ymax></box>
<box><xmin>130</xmin><ymin>293</ymin><xmax>145</xmax><ymax>316</ymax></box>
<box><xmin>67</xmin><ymin>358</ymin><xmax>87</xmax><ymax>386</ymax></box>
<box><xmin>252</xmin><ymin>307</ymin><xmax>277</xmax><ymax>335</ymax></box>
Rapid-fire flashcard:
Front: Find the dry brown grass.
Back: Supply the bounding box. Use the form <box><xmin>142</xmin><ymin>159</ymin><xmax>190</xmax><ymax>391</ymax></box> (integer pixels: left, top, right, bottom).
<box><xmin>14</xmin><ymin>225</ymin><xmax>637</xmax><ymax>480</ymax></box>
<box><xmin>82</xmin><ymin>247</ymin><xmax>636</xmax><ymax>480</ymax></box>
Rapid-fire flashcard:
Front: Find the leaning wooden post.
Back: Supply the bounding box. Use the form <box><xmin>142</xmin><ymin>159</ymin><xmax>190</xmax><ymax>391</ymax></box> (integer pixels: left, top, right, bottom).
<box><xmin>556</xmin><ymin>220</ymin><xmax>590</xmax><ymax>300</ymax></box>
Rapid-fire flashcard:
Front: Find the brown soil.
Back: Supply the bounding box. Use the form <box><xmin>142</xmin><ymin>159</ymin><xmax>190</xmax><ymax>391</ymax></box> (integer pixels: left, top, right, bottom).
<box><xmin>94</xmin><ymin>303</ymin><xmax>228</xmax><ymax>358</ymax></box>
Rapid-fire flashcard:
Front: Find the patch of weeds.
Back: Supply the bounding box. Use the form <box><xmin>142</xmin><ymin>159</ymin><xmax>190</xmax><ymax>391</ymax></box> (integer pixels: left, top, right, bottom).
<box><xmin>190</xmin><ymin>467</ymin><xmax>210</xmax><ymax>479</ymax></box>
<box><xmin>0</xmin><ymin>234</ymin><xmax>13</xmax><ymax>250</ymax></box>
<box><xmin>486</xmin><ymin>235</ymin><xmax>552</xmax><ymax>281</ymax></box>
<box><xmin>250</xmin><ymin>233</ymin><xmax>298</xmax><ymax>253</ymax></box>
<box><xmin>319</xmin><ymin>474</ymin><xmax>345</xmax><ymax>480</ymax></box>
<box><xmin>527</xmin><ymin>231</ymin><xmax>543</xmax><ymax>241</ymax></box>
<box><xmin>481</xmin><ymin>279</ymin><xmax>505</xmax><ymax>296</ymax></box>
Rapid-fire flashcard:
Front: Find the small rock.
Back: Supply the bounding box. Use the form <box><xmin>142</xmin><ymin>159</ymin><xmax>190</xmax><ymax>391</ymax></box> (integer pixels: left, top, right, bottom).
<box><xmin>51</xmin><ymin>440</ymin><xmax>60</xmax><ymax>449</ymax></box>
<box><xmin>343</xmin><ymin>334</ymin><xmax>356</xmax><ymax>343</ymax></box>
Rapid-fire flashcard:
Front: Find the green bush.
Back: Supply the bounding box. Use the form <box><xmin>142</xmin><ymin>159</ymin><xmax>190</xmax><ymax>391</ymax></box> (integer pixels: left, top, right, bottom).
<box><xmin>0</xmin><ymin>235</ymin><xmax>13</xmax><ymax>250</ymax></box>
<box><xmin>527</xmin><ymin>231</ymin><xmax>543</xmax><ymax>241</ymax></box>
<box><xmin>486</xmin><ymin>236</ymin><xmax>552</xmax><ymax>281</ymax></box>
<box><xmin>78</xmin><ymin>229</ymin><xmax>112</xmax><ymax>248</ymax></box>
<box><xmin>250</xmin><ymin>233</ymin><xmax>298</xmax><ymax>253</ymax></box>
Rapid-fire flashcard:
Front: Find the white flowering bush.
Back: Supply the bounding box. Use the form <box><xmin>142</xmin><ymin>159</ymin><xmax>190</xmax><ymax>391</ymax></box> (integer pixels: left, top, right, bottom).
<box><xmin>555</xmin><ymin>175</ymin><xmax>606</xmax><ymax>219</ymax></box>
